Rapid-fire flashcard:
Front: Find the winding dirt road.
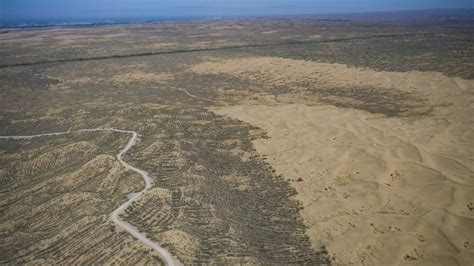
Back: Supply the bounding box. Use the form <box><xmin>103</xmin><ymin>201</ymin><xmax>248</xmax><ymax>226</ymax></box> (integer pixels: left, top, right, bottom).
<box><xmin>0</xmin><ymin>128</ymin><xmax>180</xmax><ymax>266</ymax></box>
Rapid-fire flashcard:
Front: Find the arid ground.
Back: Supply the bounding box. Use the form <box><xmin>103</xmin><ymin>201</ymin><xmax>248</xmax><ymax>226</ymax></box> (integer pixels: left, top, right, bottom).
<box><xmin>1</xmin><ymin>19</ymin><xmax>473</xmax><ymax>265</ymax></box>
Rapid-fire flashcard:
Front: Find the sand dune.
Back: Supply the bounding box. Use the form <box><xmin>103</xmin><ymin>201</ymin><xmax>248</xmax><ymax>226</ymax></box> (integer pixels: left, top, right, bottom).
<box><xmin>209</xmin><ymin>57</ymin><xmax>474</xmax><ymax>265</ymax></box>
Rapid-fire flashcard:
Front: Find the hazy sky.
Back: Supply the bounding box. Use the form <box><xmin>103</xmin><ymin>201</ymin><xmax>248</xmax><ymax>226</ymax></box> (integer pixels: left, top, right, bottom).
<box><xmin>1</xmin><ymin>0</ymin><xmax>473</xmax><ymax>20</ymax></box>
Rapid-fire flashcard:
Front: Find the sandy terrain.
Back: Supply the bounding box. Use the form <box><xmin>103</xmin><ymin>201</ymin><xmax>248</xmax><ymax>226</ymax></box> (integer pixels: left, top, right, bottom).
<box><xmin>2</xmin><ymin>19</ymin><xmax>473</xmax><ymax>264</ymax></box>
<box><xmin>206</xmin><ymin>57</ymin><xmax>474</xmax><ymax>265</ymax></box>
<box><xmin>48</xmin><ymin>70</ymin><xmax>174</xmax><ymax>91</ymax></box>
<box><xmin>0</xmin><ymin>129</ymin><xmax>177</xmax><ymax>265</ymax></box>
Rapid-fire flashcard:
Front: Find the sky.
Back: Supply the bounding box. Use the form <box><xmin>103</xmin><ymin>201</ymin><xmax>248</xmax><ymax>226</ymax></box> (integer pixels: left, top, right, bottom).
<box><xmin>1</xmin><ymin>0</ymin><xmax>473</xmax><ymax>21</ymax></box>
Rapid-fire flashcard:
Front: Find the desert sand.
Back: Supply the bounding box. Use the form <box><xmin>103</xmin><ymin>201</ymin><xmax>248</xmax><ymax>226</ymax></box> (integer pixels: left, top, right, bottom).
<box><xmin>1</xmin><ymin>19</ymin><xmax>473</xmax><ymax>264</ymax></box>
<box><xmin>201</xmin><ymin>57</ymin><xmax>474</xmax><ymax>265</ymax></box>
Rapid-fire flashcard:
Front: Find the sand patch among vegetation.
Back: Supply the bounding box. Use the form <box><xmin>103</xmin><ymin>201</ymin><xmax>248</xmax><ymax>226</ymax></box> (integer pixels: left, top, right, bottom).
<box><xmin>192</xmin><ymin>57</ymin><xmax>468</xmax><ymax>116</ymax></box>
<box><xmin>48</xmin><ymin>71</ymin><xmax>174</xmax><ymax>90</ymax></box>
<box><xmin>110</xmin><ymin>71</ymin><xmax>174</xmax><ymax>84</ymax></box>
